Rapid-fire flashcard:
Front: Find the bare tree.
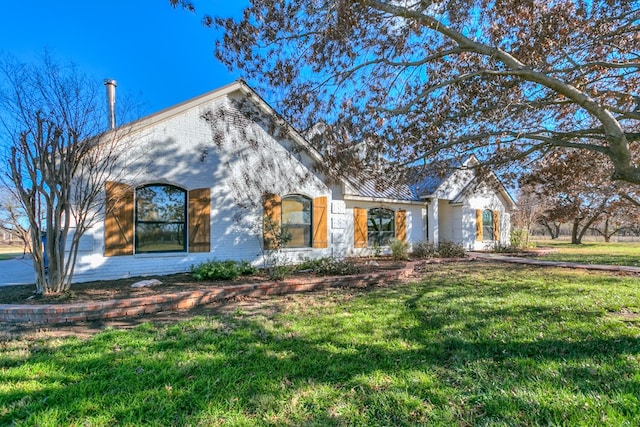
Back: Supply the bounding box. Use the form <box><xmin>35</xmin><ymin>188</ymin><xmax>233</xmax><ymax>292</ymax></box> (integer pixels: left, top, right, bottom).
<box><xmin>0</xmin><ymin>186</ymin><xmax>30</xmax><ymax>256</ymax></box>
<box><xmin>176</xmin><ymin>1</ymin><xmax>640</xmax><ymax>185</ymax></box>
<box><xmin>511</xmin><ymin>186</ymin><xmax>548</xmax><ymax>246</ymax></box>
<box><xmin>0</xmin><ymin>53</ymin><xmax>130</xmax><ymax>294</ymax></box>
<box><xmin>590</xmin><ymin>199</ymin><xmax>640</xmax><ymax>242</ymax></box>
<box><xmin>520</xmin><ymin>149</ymin><xmax>639</xmax><ymax>244</ymax></box>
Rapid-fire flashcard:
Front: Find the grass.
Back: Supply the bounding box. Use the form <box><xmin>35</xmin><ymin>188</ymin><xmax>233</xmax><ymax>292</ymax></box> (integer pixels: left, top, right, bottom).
<box><xmin>0</xmin><ymin>253</ymin><xmax>20</xmax><ymax>261</ymax></box>
<box><xmin>534</xmin><ymin>240</ymin><xmax>640</xmax><ymax>266</ymax></box>
<box><xmin>1</xmin><ymin>261</ymin><xmax>640</xmax><ymax>425</ymax></box>
<box><xmin>0</xmin><ymin>246</ymin><xmax>22</xmax><ymax>261</ymax></box>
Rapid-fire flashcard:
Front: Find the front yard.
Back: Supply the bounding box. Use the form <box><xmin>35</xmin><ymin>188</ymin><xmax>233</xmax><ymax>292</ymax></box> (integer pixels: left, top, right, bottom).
<box><xmin>2</xmin><ymin>261</ymin><xmax>639</xmax><ymax>425</ymax></box>
<box><xmin>533</xmin><ymin>240</ymin><xmax>640</xmax><ymax>267</ymax></box>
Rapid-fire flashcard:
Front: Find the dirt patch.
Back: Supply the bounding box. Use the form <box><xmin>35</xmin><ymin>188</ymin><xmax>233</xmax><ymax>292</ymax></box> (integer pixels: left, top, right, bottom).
<box><xmin>608</xmin><ymin>310</ymin><xmax>640</xmax><ymax>323</ymax></box>
<box><xmin>0</xmin><ymin>272</ymin><xmax>257</xmax><ymax>305</ymax></box>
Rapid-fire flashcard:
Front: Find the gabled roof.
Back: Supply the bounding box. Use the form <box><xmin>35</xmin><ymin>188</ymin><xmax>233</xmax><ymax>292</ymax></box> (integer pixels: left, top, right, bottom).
<box><xmin>410</xmin><ymin>157</ymin><xmax>466</xmax><ymax>198</ymax></box>
<box><xmin>345</xmin><ymin>158</ymin><xmax>466</xmax><ymax>202</ymax></box>
<box><xmin>345</xmin><ymin>155</ymin><xmax>516</xmax><ymax>209</ymax></box>
<box><xmin>115</xmin><ymin>81</ymin><xmax>514</xmax><ymax>208</ymax></box>
<box><xmin>344</xmin><ymin>175</ymin><xmax>420</xmax><ymax>201</ymax></box>
<box><xmin>117</xmin><ymin>79</ymin><xmax>325</xmax><ymax>164</ymax></box>
<box><xmin>450</xmin><ymin>170</ymin><xmax>517</xmax><ymax>210</ymax></box>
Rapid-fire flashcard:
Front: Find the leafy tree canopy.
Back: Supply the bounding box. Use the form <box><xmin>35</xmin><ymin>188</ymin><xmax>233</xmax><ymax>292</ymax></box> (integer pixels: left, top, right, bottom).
<box><xmin>177</xmin><ymin>0</ymin><xmax>640</xmax><ymax>184</ymax></box>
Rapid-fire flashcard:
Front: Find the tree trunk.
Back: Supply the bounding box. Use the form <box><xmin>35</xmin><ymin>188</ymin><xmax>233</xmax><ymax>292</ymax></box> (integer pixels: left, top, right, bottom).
<box><xmin>541</xmin><ymin>220</ymin><xmax>560</xmax><ymax>239</ymax></box>
<box><xmin>603</xmin><ymin>218</ymin><xmax>611</xmax><ymax>242</ymax></box>
<box><xmin>571</xmin><ymin>219</ymin><xmax>582</xmax><ymax>245</ymax></box>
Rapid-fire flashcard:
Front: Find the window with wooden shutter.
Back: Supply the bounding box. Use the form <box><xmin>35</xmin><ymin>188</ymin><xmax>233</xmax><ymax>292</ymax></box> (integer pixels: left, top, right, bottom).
<box><xmin>104</xmin><ymin>181</ymin><xmax>134</xmax><ymax>256</ymax></box>
<box><xmin>493</xmin><ymin>210</ymin><xmax>500</xmax><ymax>241</ymax></box>
<box><xmin>263</xmin><ymin>192</ymin><xmax>282</xmax><ymax>250</ymax></box>
<box><xmin>395</xmin><ymin>210</ymin><xmax>407</xmax><ymax>242</ymax></box>
<box><xmin>481</xmin><ymin>209</ymin><xmax>495</xmax><ymax>241</ymax></box>
<box><xmin>312</xmin><ymin>196</ymin><xmax>328</xmax><ymax>248</ymax></box>
<box><xmin>367</xmin><ymin>208</ymin><xmax>395</xmax><ymax>246</ymax></box>
<box><xmin>188</xmin><ymin>188</ymin><xmax>211</xmax><ymax>253</ymax></box>
<box><xmin>135</xmin><ymin>184</ymin><xmax>187</xmax><ymax>253</ymax></box>
<box><xmin>475</xmin><ymin>209</ymin><xmax>483</xmax><ymax>242</ymax></box>
<box><xmin>282</xmin><ymin>195</ymin><xmax>312</xmax><ymax>247</ymax></box>
<box><xmin>354</xmin><ymin>207</ymin><xmax>368</xmax><ymax>248</ymax></box>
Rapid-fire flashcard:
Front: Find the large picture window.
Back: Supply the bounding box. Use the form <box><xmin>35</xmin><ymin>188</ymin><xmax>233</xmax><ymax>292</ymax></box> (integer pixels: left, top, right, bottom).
<box><xmin>482</xmin><ymin>209</ymin><xmax>494</xmax><ymax>241</ymax></box>
<box><xmin>368</xmin><ymin>208</ymin><xmax>395</xmax><ymax>246</ymax></box>
<box><xmin>281</xmin><ymin>195</ymin><xmax>312</xmax><ymax>247</ymax></box>
<box><xmin>135</xmin><ymin>184</ymin><xmax>187</xmax><ymax>253</ymax></box>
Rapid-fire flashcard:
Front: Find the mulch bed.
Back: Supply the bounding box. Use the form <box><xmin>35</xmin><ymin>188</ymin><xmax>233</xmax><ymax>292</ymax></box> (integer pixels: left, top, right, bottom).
<box><xmin>0</xmin><ymin>258</ymin><xmax>409</xmax><ymax>305</ymax></box>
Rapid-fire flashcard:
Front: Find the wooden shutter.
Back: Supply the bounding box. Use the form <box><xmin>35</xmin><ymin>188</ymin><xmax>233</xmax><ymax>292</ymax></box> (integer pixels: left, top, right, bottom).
<box><xmin>263</xmin><ymin>192</ymin><xmax>281</xmax><ymax>250</ymax></box>
<box><xmin>312</xmin><ymin>196</ymin><xmax>328</xmax><ymax>248</ymax></box>
<box><xmin>493</xmin><ymin>210</ymin><xmax>500</xmax><ymax>241</ymax></box>
<box><xmin>395</xmin><ymin>210</ymin><xmax>407</xmax><ymax>242</ymax></box>
<box><xmin>354</xmin><ymin>207</ymin><xmax>368</xmax><ymax>248</ymax></box>
<box><xmin>188</xmin><ymin>188</ymin><xmax>211</xmax><ymax>253</ymax></box>
<box><xmin>104</xmin><ymin>181</ymin><xmax>134</xmax><ymax>256</ymax></box>
<box><xmin>475</xmin><ymin>209</ymin><xmax>483</xmax><ymax>242</ymax></box>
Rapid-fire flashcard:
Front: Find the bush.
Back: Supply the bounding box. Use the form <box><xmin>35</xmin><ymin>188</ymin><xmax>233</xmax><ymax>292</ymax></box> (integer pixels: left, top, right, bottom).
<box><xmin>237</xmin><ymin>260</ymin><xmax>258</xmax><ymax>276</ymax></box>
<box><xmin>389</xmin><ymin>239</ymin><xmax>409</xmax><ymax>260</ymax></box>
<box><xmin>296</xmin><ymin>257</ymin><xmax>360</xmax><ymax>276</ymax></box>
<box><xmin>493</xmin><ymin>242</ymin><xmax>516</xmax><ymax>253</ymax></box>
<box><xmin>510</xmin><ymin>228</ymin><xmax>534</xmax><ymax>250</ymax></box>
<box><xmin>412</xmin><ymin>240</ymin><xmax>438</xmax><ymax>258</ymax></box>
<box><xmin>268</xmin><ymin>264</ymin><xmax>293</xmax><ymax>280</ymax></box>
<box><xmin>191</xmin><ymin>260</ymin><xmax>257</xmax><ymax>281</ymax></box>
<box><xmin>437</xmin><ymin>241</ymin><xmax>466</xmax><ymax>258</ymax></box>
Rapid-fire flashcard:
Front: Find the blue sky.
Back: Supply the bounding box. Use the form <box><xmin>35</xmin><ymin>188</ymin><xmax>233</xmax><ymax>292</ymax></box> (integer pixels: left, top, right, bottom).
<box><xmin>0</xmin><ymin>1</ymin><xmax>249</xmax><ymax>115</ymax></box>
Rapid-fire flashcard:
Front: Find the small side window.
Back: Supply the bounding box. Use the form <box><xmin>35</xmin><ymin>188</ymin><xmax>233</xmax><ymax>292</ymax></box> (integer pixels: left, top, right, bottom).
<box><xmin>482</xmin><ymin>209</ymin><xmax>494</xmax><ymax>241</ymax></box>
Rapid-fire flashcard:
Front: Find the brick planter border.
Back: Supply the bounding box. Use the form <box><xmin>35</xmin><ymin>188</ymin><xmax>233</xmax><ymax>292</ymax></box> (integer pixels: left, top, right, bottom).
<box><xmin>0</xmin><ymin>264</ymin><xmax>415</xmax><ymax>324</ymax></box>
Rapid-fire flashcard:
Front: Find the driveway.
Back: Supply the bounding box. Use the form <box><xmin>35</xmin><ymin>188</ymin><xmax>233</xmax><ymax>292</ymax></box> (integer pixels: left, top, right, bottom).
<box><xmin>0</xmin><ymin>256</ymin><xmax>35</xmax><ymax>287</ymax></box>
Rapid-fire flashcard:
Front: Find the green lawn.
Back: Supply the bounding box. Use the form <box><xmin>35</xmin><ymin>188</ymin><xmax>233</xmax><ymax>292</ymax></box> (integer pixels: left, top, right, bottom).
<box><xmin>0</xmin><ymin>246</ymin><xmax>22</xmax><ymax>261</ymax></box>
<box><xmin>534</xmin><ymin>240</ymin><xmax>640</xmax><ymax>266</ymax></box>
<box><xmin>1</xmin><ymin>262</ymin><xmax>640</xmax><ymax>426</ymax></box>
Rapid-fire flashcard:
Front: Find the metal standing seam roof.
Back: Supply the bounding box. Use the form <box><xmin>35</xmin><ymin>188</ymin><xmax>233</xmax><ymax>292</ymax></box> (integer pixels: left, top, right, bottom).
<box><xmin>345</xmin><ymin>168</ymin><xmax>453</xmax><ymax>201</ymax></box>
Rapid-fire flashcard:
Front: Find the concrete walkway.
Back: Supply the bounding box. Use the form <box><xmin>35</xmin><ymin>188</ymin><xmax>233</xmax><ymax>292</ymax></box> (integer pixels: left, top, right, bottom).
<box><xmin>469</xmin><ymin>252</ymin><xmax>640</xmax><ymax>274</ymax></box>
<box><xmin>0</xmin><ymin>256</ymin><xmax>36</xmax><ymax>287</ymax></box>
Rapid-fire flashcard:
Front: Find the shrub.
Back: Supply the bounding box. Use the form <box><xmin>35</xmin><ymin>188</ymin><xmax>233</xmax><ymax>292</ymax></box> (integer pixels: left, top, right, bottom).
<box><xmin>412</xmin><ymin>240</ymin><xmax>438</xmax><ymax>258</ymax></box>
<box><xmin>372</xmin><ymin>242</ymin><xmax>382</xmax><ymax>258</ymax></box>
<box><xmin>268</xmin><ymin>264</ymin><xmax>294</xmax><ymax>280</ymax></box>
<box><xmin>191</xmin><ymin>260</ymin><xmax>257</xmax><ymax>281</ymax></box>
<box><xmin>493</xmin><ymin>242</ymin><xmax>516</xmax><ymax>253</ymax></box>
<box><xmin>237</xmin><ymin>260</ymin><xmax>258</xmax><ymax>276</ymax></box>
<box><xmin>510</xmin><ymin>228</ymin><xmax>534</xmax><ymax>250</ymax></box>
<box><xmin>389</xmin><ymin>239</ymin><xmax>409</xmax><ymax>260</ymax></box>
<box><xmin>437</xmin><ymin>241</ymin><xmax>466</xmax><ymax>258</ymax></box>
<box><xmin>296</xmin><ymin>257</ymin><xmax>360</xmax><ymax>276</ymax></box>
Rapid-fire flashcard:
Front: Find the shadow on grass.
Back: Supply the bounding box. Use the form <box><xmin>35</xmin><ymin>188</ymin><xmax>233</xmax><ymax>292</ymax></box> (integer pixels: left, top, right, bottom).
<box><xmin>2</xmin><ymin>264</ymin><xmax>640</xmax><ymax>425</ymax></box>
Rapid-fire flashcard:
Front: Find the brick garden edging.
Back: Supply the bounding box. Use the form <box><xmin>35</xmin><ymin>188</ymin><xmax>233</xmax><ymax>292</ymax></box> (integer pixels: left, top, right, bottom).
<box><xmin>0</xmin><ymin>264</ymin><xmax>416</xmax><ymax>324</ymax></box>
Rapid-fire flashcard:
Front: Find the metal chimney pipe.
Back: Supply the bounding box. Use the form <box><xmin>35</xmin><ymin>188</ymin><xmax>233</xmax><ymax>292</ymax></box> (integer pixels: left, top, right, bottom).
<box><xmin>104</xmin><ymin>79</ymin><xmax>117</xmax><ymax>130</ymax></box>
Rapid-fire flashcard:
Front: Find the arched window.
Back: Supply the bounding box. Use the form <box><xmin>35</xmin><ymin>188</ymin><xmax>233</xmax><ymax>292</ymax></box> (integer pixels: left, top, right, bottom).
<box><xmin>482</xmin><ymin>209</ymin><xmax>494</xmax><ymax>241</ymax></box>
<box><xmin>368</xmin><ymin>208</ymin><xmax>395</xmax><ymax>246</ymax></box>
<box><xmin>281</xmin><ymin>195</ymin><xmax>312</xmax><ymax>247</ymax></box>
<box><xmin>135</xmin><ymin>184</ymin><xmax>187</xmax><ymax>253</ymax></box>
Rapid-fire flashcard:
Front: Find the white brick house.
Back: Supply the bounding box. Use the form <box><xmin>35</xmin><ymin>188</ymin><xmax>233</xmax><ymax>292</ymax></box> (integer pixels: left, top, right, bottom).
<box><xmin>68</xmin><ymin>81</ymin><xmax>515</xmax><ymax>282</ymax></box>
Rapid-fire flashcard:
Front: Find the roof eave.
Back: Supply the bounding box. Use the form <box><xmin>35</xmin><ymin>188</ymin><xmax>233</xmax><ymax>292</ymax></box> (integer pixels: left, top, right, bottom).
<box><xmin>343</xmin><ymin>194</ymin><xmax>425</xmax><ymax>205</ymax></box>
